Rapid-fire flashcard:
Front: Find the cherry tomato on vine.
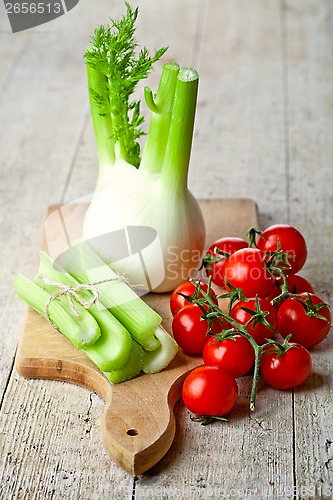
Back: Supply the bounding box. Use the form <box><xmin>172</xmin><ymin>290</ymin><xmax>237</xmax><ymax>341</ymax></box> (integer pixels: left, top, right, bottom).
<box><xmin>172</xmin><ymin>304</ymin><xmax>222</xmax><ymax>354</ymax></box>
<box><xmin>205</xmin><ymin>237</ymin><xmax>248</xmax><ymax>287</ymax></box>
<box><xmin>260</xmin><ymin>343</ymin><xmax>312</xmax><ymax>390</ymax></box>
<box><xmin>277</xmin><ymin>293</ymin><xmax>331</xmax><ymax>348</ymax></box>
<box><xmin>223</xmin><ymin>248</ymin><xmax>275</xmax><ymax>298</ymax></box>
<box><xmin>170</xmin><ymin>280</ymin><xmax>218</xmax><ymax>316</ymax></box>
<box><xmin>182</xmin><ymin>365</ymin><xmax>238</xmax><ymax>416</ymax></box>
<box><xmin>257</xmin><ymin>224</ymin><xmax>307</xmax><ymax>274</ymax></box>
<box><xmin>203</xmin><ymin>334</ymin><xmax>255</xmax><ymax>378</ymax></box>
<box><xmin>230</xmin><ymin>297</ymin><xmax>277</xmax><ymax>345</ymax></box>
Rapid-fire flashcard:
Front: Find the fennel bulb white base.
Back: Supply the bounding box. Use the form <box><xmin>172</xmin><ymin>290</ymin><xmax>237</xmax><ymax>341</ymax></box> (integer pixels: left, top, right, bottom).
<box><xmin>83</xmin><ymin>161</ymin><xmax>205</xmax><ymax>293</ymax></box>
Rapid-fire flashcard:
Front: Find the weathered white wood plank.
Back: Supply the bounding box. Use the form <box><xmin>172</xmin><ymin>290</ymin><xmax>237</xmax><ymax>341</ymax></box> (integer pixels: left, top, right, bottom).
<box><xmin>0</xmin><ymin>374</ymin><xmax>133</xmax><ymax>499</ymax></box>
<box><xmin>282</xmin><ymin>0</ymin><xmax>333</xmax><ymax>497</ymax></box>
<box><xmin>0</xmin><ymin>34</ymin><xmax>29</xmax><ymax>95</ymax></box>
<box><xmin>0</xmin><ymin>31</ymin><xmax>86</xmax><ymax>387</ymax></box>
<box><xmin>190</xmin><ymin>0</ymin><xmax>288</xmax><ymax>229</ymax></box>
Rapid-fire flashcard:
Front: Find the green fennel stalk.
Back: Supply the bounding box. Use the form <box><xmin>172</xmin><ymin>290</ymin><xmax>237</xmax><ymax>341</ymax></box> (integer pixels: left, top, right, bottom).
<box><xmin>160</xmin><ymin>67</ymin><xmax>199</xmax><ymax>192</ymax></box>
<box><xmin>85</xmin><ymin>3</ymin><xmax>167</xmax><ymax>168</ymax></box>
<box><xmin>139</xmin><ymin>62</ymin><xmax>180</xmax><ymax>173</ymax></box>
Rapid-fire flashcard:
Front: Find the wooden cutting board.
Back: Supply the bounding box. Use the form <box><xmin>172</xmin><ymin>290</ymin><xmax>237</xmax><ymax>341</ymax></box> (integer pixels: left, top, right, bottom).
<box><xmin>15</xmin><ymin>198</ymin><xmax>259</xmax><ymax>475</ymax></box>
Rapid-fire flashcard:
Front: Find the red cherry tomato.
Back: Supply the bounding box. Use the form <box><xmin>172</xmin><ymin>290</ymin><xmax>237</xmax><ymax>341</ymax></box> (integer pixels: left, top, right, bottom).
<box><xmin>277</xmin><ymin>293</ymin><xmax>331</xmax><ymax>348</ymax></box>
<box><xmin>203</xmin><ymin>334</ymin><xmax>255</xmax><ymax>378</ymax></box>
<box><xmin>182</xmin><ymin>365</ymin><xmax>238</xmax><ymax>416</ymax></box>
<box><xmin>170</xmin><ymin>280</ymin><xmax>218</xmax><ymax>316</ymax></box>
<box><xmin>230</xmin><ymin>297</ymin><xmax>277</xmax><ymax>345</ymax></box>
<box><xmin>280</xmin><ymin>274</ymin><xmax>314</xmax><ymax>295</ymax></box>
<box><xmin>223</xmin><ymin>248</ymin><xmax>275</xmax><ymax>298</ymax></box>
<box><xmin>260</xmin><ymin>343</ymin><xmax>312</xmax><ymax>390</ymax></box>
<box><xmin>205</xmin><ymin>237</ymin><xmax>248</xmax><ymax>287</ymax></box>
<box><xmin>257</xmin><ymin>224</ymin><xmax>307</xmax><ymax>274</ymax></box>
<box><xmin>172</xmin><ymin>304</ymin><xmax>221</xmax><ymax>355</ymax></box>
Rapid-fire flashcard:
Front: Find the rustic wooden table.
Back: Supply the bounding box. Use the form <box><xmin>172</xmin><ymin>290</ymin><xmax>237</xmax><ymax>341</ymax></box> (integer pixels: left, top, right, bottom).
<box><xmin>1</xmin><ymin>0</ymin><xmax>332</xmax><ymax>498</ymax></box>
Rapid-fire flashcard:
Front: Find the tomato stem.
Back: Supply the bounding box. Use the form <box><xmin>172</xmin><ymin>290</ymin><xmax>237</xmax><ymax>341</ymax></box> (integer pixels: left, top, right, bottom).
<box><xmin>250</xmin><ymin>345</ymin><xmax>262</xmax><ymax>411</ymax></box>
<box><xmin>188</xmin><ymin>278</ymin><xmax>300</xmax><ymax>413</ymax></box>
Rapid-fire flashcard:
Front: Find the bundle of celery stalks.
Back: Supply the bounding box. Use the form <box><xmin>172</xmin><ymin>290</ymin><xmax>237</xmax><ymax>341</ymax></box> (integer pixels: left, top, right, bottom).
<box><xmin>14</xmin><ymin>244</ymin><xmax>178</xmax><ymax>383</ymax></box>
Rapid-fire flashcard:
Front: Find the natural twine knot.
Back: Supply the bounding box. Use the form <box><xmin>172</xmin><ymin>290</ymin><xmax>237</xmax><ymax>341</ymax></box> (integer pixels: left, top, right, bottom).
<box><xmin>40</xmin><ymin>273</ymin><xmax>139</xmax><ymax>326</ymax></box>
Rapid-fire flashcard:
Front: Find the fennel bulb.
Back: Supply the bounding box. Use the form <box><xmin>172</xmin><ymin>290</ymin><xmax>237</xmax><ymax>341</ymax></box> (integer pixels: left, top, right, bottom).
<box><xmin>83</xmin><ymin>6</ymin><xmax>205</xmax><ymax>292</ymax></box>
<box><xmin>83</xmin><ymin>160</ymin><xmax>205</xmax><ymax>292</ymax></box>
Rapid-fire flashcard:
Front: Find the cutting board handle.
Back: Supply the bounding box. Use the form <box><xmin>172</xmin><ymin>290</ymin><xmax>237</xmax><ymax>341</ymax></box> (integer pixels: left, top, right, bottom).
<box><xmin>100</xmin><ymin>372</ymin><xmax>185</xmax><ymax>475</ymax></box>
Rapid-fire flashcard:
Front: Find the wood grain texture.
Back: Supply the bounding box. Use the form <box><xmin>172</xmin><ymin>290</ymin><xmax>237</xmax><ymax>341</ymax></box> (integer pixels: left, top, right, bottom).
<box><xmin>283</xmin><ymin>1</ymin><xmax>333</xmax><ymax>497</ymax></box>
<box><xmin>0</xmin><ymin>0</ymin><xmax>332</xmax><ymax>497</ymax></box>
<box><xmin>15</xmin><ymin>199</ymin><xmax>258</xmax><ymax>475</ymax></box>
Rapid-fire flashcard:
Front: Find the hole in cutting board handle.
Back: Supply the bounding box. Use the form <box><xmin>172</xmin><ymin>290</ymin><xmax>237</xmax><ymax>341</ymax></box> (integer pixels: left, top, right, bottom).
<box><xmin>126</xmin><ymin>428</ymin><xmax>139</xmax><ymax>436</ymax></box>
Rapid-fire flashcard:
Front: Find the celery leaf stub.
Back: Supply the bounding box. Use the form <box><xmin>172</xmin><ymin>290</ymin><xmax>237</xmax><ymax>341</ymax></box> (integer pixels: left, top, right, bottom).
<box><xmin>83</xmin><ymin>4</ymin><xmax>206</xmax><ymax>293</ymax></box>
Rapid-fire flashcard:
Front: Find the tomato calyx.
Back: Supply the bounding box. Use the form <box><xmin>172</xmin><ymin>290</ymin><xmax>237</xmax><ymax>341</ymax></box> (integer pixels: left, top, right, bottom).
<box><xmin>218</xmin><ymin>279</ymin><xmax>248</xmax><ymax>314</ymax></box>
<box><xmin>190</xmin><ymin>414</ymin><xmax>228</xmax><ymax>426</ymax></box>
<box><xmin>262</xmin><ymin>334</ymin><xmax>297</xmax><ymax>358</ymax></box>
<box><xmin>264</xmin><ymin>241</ymin><xmax>295</xmax><ymax>275</ymax></box>
<box><xmin>246</xmin><ymin>226</ymin><xmax>263</xmax><ymax>248</ymax></box>
<box><xmin>209</xmin><ymin>329</ymin><xmax>242</xmax><ymax>343</ymax></box>
<box><xmin>239</xmin><ymin>295</ymin><xmax>275</xmax><ymax>332</ymax></box>
<box><xmin>295</xmin><ymin>293</ymin><xmax>331</xmax><ymax>322</ymax></box>
<box><xmin>247</xmin><ymin>226</ymin><xmax>304</xmax><ymax>285</ymax></box>
<box><xmin>200</xmin><ymin>248</ymin><xmax>231</xmax><ymax>273</ymax></box>
<box><xmin>176</xmin><ymin>280</ymin><xmax>213</xmax><ymax>307</ymax></box>
<box><xmin>271</xmin><ymin>280</ymin><xmax>331</xmax><ymax>322</ymax></box>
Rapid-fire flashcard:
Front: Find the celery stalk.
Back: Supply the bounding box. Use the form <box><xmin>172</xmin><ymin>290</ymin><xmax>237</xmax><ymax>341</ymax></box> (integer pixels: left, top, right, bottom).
<box><xmin>14</xmin><ymin>274</ymin><xmax>100</xmax><ymax>349</ymax></box>
<box><xmin>35</xmin><ymin>251</ymin><xmax>132</xmax><ymax>372</ymax></box>
<box><xmin>104</xmin><ymin>340</ymin><xmax>144</xmax><ymax>384</ymax></box>
<box><xmin>142</xmin><ymin>327</ymin><xmax>178</xmax><ymax>374</ymax></box>
<box><xmin>56</xmin><ymin>241</ymin><xmax>162</xmax><ymax>351</ymax></box>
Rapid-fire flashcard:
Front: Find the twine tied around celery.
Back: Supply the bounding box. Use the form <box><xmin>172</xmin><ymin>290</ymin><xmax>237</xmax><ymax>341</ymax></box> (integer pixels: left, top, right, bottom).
<box><xmin>40</xmin><ymin>274</ymin><xmax>139</xmax><ymax>330</ymax></box>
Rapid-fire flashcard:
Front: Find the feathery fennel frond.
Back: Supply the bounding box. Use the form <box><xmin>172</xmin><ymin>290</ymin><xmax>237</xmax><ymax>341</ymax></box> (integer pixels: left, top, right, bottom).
<box><xmin>85</xmin><ymin>3</ymin><xmax>167</xmax><ymax>167</ymax></box>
